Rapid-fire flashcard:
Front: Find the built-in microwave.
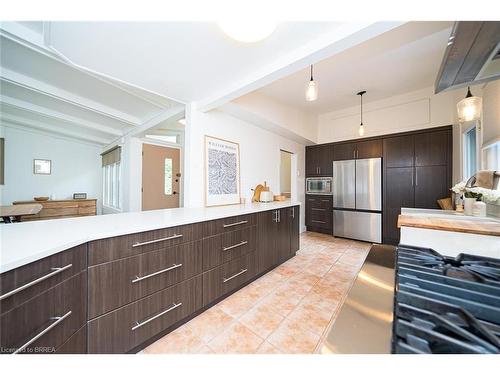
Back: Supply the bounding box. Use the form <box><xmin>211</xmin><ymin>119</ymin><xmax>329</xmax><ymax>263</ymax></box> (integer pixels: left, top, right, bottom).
<box><xmin>306</xmin><ymin>177</ymin><xmax>333</xmax><ymax>195</ymax></box>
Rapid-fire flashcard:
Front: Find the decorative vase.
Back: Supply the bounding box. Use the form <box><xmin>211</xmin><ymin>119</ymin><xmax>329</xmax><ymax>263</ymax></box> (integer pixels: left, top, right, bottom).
<box><xmin>472</xmin><ymin>201</ymin><xmax>487</xmax><ymax>217</ymax></box>
<box><xmin>463</xmin><ymin>197</ymin><xmax>476</xmax><ymax>216</ymax></box>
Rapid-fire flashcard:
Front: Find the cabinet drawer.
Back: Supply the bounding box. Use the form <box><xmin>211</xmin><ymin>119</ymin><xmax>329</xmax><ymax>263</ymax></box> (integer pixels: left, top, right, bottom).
<box><xmin>87</xmin><ymin>275</ymin><xmax>202</xmax><ymax>354</ymax></box>
<box><xmin>202</xmin><ymin>226</ymin><xmax>256</xmax><ymax>271</ymax></box>
<box><xmin>55</xmin><ymin>326</ymin><xmax>87</xmax><ymax>354</ymax></box>
<box><xmin>0</xmin><ymin>272</ymin><xmax>87</xmax><ymax>354</ymax></box>
<box><xmin>88</xmin><ymin>223</ymin><xmax>203</xmax><ymax>265</ymax></box>
<box><xmin>202</xmin><ymin>252</ymin><xmax>257</xmax><ymax>306</ymax></box>
<box><xmin>307</xmin><ymin>211</ymin><xmax>332</xmax><ymax>229</ymax></box>
<box><xmin>202</xmin><ymin>214</ymin><xmax>257</xmax><ymax>237</ymax></box>
<box><xmin>88</xmin><ymin>240</ymin><xmax>203</xmax><ymax>319</ymax></box>
<box><xmin>306</xmin><ymin>196</ymin><xmax>332</xmax><ymax>209</ymax></box>
<box><xmin>0</xmin><ymin>244</ymin><xmax>87</xmax><ymax>313</ymax></box>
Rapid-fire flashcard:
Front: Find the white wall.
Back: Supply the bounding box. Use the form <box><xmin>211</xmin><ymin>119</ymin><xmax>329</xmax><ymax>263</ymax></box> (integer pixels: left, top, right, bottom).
<box><xmin>184</xmin><ymin>106</ymin><xmax>306</xmax><ymax>231</ymax></box>
<box><xmin>0</xmin><ymin>124</ymin><xmax>102</xmax><ymax>212</ymax></box>
<box><xmin>482</xmin><ymin>79</ymin><xmax>500</xmax><ymax>147</ymax></box>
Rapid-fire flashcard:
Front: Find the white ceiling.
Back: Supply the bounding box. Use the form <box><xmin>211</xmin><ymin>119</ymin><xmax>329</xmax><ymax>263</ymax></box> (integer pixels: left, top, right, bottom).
<box><xmin>0</xmin><ymin>29</ymin><xmax>184</xmax><ymax>145</ymax></box>
<box><xmin>256</xmin><ymin>21</ymin><xmax>454</xmax><ymax>114</ymax></box>
<box><xmin>46</xmin><ymin>22</ymin><xmax>346</xmax><ymax>103</ymax></box>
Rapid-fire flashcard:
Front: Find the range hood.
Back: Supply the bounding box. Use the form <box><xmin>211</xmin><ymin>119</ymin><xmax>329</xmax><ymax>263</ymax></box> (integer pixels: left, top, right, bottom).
<box><xmin>435</xmin><ymin>21</ymin><xmax>500</xmax><ymax>93</ymax></box>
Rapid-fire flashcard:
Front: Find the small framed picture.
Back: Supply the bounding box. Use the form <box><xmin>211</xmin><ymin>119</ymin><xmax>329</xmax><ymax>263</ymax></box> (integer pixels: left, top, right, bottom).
<box><xmin>204</xmin><ymin>135</ymin><xmax>241</xmax><ymax>207</ymax></box>
<box><xmin>73</xmin><ymin>193</ymin><xmax>87</xmax><ymax>200</ymax></box>
<box><xmin>33</xmin><ymin>159</ymin><xmax>51</xmax><ymax>175</ymax></box>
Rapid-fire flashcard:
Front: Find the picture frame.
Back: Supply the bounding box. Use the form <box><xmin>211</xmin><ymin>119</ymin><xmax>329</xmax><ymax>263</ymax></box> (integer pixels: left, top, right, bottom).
<box><xmin>204</xmin><ymin>135</ymin><xmax>241</xmax><ymax>207</ymax></box>
<box><xmin>33</xmin><ymin>159</ymin><xmax>51</xmax><ymax>175</ymax></box>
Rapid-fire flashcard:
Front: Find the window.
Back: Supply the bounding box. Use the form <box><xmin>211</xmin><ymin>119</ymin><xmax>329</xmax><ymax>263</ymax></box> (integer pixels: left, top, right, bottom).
<box><xmin>463</xmin><ymin>124</ymin><xmax>477</xmax><ymax>179</ymax></box>
<box><xmin>164</xmin><ymin>158</ymin><xmax>173</xmax><ymax>195</ymax></box>
<box><xmin>483</xmin><ymin>140</ymin><xmax>500</xmax><ymax>171</ymax></box>
<box><xmin>101</xmin><ymin>146</ymin><xmax>121</xmax><ymax>210</ymax></box>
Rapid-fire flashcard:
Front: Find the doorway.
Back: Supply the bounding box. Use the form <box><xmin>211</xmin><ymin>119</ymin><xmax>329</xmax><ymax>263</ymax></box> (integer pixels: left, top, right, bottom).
<box><xmin>280</xmin><ymin>150</ymin><xmax>293</xmax><ymax>198</ymax></box>
<box><xmin>142</xmin><ymin>143</ymin><xmax>180</xmax><ymax>210</ymax></box>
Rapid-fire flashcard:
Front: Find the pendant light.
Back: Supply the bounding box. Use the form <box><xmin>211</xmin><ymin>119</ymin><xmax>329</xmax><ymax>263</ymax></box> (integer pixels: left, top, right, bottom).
<box><xmin>305</xmin><ymin>65</ymin><xmax>318</xmax><ymax>102</ymax></box>
<box><xmin>457</xmin><ymin>86</ymin><xmax>482</xmax><ymax>122</ymax></box>
<box><xmin>357</xmin><ymin>90</ymin><xmax>366</xmax><ymax>136</ymax></box>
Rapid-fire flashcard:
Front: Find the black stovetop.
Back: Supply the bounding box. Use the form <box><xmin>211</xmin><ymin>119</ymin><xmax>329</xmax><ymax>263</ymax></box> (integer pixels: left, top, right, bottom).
<box><xmin>392</xmin><ymin>245</ymin><xmax>500</xmax><ymax>354</ymax></box>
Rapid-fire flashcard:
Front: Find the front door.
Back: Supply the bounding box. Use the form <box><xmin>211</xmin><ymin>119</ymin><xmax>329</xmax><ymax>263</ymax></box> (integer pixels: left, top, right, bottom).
<box><xmin>142</xmin><ymin>143</ymin><xmax>180</xmax><ymax>210</ymax></box>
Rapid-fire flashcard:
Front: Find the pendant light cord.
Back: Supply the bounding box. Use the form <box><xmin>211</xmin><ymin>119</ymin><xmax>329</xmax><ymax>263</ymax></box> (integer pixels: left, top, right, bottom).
<box><xmin>360</xmin><ymin>93</ymin><xmax>363</xmax><ymax>126</ymax></box>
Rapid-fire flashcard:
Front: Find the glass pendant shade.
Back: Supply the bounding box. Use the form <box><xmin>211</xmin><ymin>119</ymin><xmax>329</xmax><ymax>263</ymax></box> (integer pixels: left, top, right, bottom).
<box><xmin>305</xmin><ymin>80</ymin><xmax>318</xmax><ymax>102</ymax></box>
<box><xmin>457</xmin><ymin>88</ymin><xmax>482</xmax><ymax>122</ymax></box>
<box><xmin>358</xmin><ymin>124</ymin><xmax>365</xmax><ymax>136</ymax></box>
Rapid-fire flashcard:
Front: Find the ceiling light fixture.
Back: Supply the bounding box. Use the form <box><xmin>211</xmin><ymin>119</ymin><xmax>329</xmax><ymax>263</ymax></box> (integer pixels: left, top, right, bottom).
<box><xmin>178</xmin><ymin>118</ymin><xmax>186</xmax><ymax>125</ymax></box>
<box><xmin>305</xmin><ymin>65</ymin><xmax>318</xmax><ymax>102</ymax></box>
<box><xmin>357</xmin><ymin>90</ymin><xmax>366</xmax><ymax>136</ymax></box>
<box><xmin>218</xmin><ymin>21</ymin><xmax>276</xmax><ymax>43</ymax></box>
<box><xmin>457</xmin><ymin>86</ymin><xmax>482</xmax><ymax>122</ymax></box>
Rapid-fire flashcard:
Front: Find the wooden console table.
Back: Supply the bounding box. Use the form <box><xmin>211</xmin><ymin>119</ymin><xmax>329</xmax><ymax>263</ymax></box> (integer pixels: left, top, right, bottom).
<box><xmin>12</xmin><ymin>199</ymin><xmax>97</xmax><ymax>221</ymax></box>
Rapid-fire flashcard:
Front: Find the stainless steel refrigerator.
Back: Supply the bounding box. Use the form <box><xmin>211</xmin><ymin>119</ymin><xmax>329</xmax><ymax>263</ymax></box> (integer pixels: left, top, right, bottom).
<box><xmin>332</xmin><ymin>158</ymin><xmax>382</xmax><ymax>243</ymax></box>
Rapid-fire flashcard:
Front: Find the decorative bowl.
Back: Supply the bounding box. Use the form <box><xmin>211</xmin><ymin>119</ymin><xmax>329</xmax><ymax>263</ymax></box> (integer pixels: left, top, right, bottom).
<box><xmin>34</xmin><ymin>196</ymin><xmax>49</xmax><ymax>201</ymax></box>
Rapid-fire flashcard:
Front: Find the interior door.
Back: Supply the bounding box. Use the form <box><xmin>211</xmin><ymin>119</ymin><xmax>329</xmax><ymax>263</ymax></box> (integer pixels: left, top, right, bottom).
<box><xmin>142</xmin><ymin>144</ymin><xmax>180</xmax><ymax>211</ymax></box>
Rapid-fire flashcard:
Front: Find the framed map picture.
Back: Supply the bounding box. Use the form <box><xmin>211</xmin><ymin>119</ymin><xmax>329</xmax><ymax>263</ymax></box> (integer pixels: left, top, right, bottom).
<box><xmin>205</xmin><ymin>135</ymin><xmax>240</xmax><ymax>207</ymax></box>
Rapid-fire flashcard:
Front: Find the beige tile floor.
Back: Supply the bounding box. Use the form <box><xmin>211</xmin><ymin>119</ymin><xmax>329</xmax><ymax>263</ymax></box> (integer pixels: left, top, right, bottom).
<box><xmin>142</xmin><ymin>232</ymin><xmax>371</xmax><ymax>354</ymax></box>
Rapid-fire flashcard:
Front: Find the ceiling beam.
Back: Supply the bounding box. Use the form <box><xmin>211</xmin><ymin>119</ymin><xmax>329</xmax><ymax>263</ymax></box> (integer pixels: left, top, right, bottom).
<box><xmin>125</xmin><ymin>105</ymin><xmax>185</xmax><ymax>138</ymax></box>
<box><xmin>1</xmin><ymin>113</ymin><xmax>111</xmax><ymax>145</ymax></box>
<box><xmin>0</xmin><ymin>96</ymin><xmax>125</xmax><ymax>137</ymax></box>
<box><xmin>198</xmin><ymin>22</ymin><xmax>406</xmax><ymax>112</ymax></box>
<box><xmin>1</xmin><ymin>69</ymin><xmax>141</xmax><ymax>126</ymax></box>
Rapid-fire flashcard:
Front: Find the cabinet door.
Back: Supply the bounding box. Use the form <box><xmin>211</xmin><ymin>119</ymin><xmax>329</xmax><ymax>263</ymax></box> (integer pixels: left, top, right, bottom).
<box><xmin>277</xmin><ymin>208</ymin><xmax>291</xmax><ymax>263</ymax></box>
<box><xmin>414</xmin><ymin>130</ymin><xmax>450</xmax><ymax>166</ymax></box>
<box><xmin>383</xmin><ymin>135</ymin><xmax>414</xmax><ymax>168</ymax></box>
<box><xmin>257</xmin><ymin>210</ymin><xmax>278</xmax><ymax>273</ymax></box>
<box><xmin>318</xmin><ymin>144</ymin><xmax>334</xmax><ymax>176</ymax></box>
<box><xmin>290</xmin><ymin>206</ymin><xmax>300</xmax><ymax>253</ymax></box>
<box><xmin>305</xmin><ymin>146</ymin><xmax>319</xmax><ymax>176</ymax></box>
<box><xmin>333</xmin><ymin>142</ymin><xmax>356</xmax><ymax>161</ymax></box>
<box><xmin>415</xmin><ymin>166</ymin><xmax>450</xmax><ymax>209</ymax></box>
<box><xmin>383</xmin><ymin>167</ymin><xmax>415</xmax><ymax>244</ymax></box>
<box><xmin>356</xmin><ymin>139</ymin><xmax>382</xmax><ymax>159</ymax></box>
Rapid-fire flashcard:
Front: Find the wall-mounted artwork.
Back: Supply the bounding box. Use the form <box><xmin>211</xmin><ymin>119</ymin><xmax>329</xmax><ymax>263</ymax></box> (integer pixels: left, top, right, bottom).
<box><xmin>204</xmin><ymin>135</ymin><xmax>240</xmax><ymax>207</ymax></box>
<box><xmin>33</xmin><ymin>159</ymin><xmax>51</xmax><ymax>175</ymax></box>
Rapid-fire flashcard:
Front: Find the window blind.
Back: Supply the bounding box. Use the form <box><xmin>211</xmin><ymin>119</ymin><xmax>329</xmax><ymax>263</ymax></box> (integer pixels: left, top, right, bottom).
<box><xmin>101</xmin><ymin>145</ymin><xmax>121</xmax><ymax>167</ymax></box>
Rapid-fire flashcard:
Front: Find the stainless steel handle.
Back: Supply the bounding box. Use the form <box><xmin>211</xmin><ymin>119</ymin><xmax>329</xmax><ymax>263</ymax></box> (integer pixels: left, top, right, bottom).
<box><xmin>278</xmin><ymin>210</ymin><xmax>281</xmax><ymax>222</ymax></box>
<box><xmin>132</xmin><ymin>263</ymin><xmax>183</xmax><ymax>283</ymax></box>
<box><xmin>415</xmin><ymin>171</ymin><xmax>418</xmax><ymax>186</ymax></box>
<box><xmin>353</xmin><ymin>150</ymin><xmax>356</xmax><ymax>159</ymax></box>
<box><xmin>312</xmin><ymin>220</ymin><xmax>326</xmax><ymax>224</ymax></box>
<box><xmin>223</xmin><ymin>220</ymin><xmax>248</xmax><ymax>228</ymax></box>
<box><xmin>411</xmin><ymin>172</ymin><xmax>414</xmax><ymax>186</ymax></box>
<box><xmin>223</xmin><ymin>241</ymin><xmax>248</xmax><ymax>252</ymax></box>
<box><xmin>292</xmin><ymin>207</ymin><xmax>295</xmax><ymax>219</ymax></box>
<box><xmin>321</xmin><ymin>199</ymin><xmax>330</xmax><ymax>202</ymax></box>
<box><xmin>13</xmin><ymin>310</ymin><xmax>72</xmax><ymax>354</ymax></box>
<box><xmin>131</xmin><ymin>302</ymin><xmax>182</xmax><ymax>331</ymax></box>
<box><xmin>273</xmin><ymin>210</ymin><xmax>278</xmax><ymax>222</ymax></box>
<box><xmin>0</xmin><ymin>264</ymin><xmax>73</xmax><ymax>301</ymax></box>
<box><xmin>223</xmin><ymin>269</ymin><xmax>248</xmax><ymax>283</ymax></box>
<box><xmin>132</xmin><ymin>234</ymin><xmax>183</xmax><ymax>248</ymax></box>
<box><xmin>318</xmin><ymin>166</ymin><xmax>321</xmax><ymax>174</ymax></box>
<box><xmin>311</xmin><ymin>208</ymin><xmax>326</xmax><ymax>211</ymax></box>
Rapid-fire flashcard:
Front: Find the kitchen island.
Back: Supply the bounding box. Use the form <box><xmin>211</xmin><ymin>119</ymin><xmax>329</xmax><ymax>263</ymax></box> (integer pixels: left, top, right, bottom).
<box><xmin>0</xmin><ymin>201</ymin><xmax>300</xmax><ymax>354</ymax></box>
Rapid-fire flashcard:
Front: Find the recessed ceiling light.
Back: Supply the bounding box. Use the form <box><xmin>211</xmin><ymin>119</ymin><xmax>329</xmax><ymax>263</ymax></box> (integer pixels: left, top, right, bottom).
<box><xmin>218</xmin><ymin>21</ymin><xmax>277</xmax><ymax>43</ymax></box>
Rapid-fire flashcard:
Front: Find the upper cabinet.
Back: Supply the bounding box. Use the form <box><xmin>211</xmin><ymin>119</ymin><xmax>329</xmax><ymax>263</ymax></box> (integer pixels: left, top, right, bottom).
<box><xmin>306</xmin><ymin>144</ymin><xmax>334</xmax><ymax>176</ymax></box>
<box><xmin>333</xmin><ymin>139</ymin><xmax>382</xmax><ymax>161</ymax></box>
<box><xmin>414</xmin><ymin>130</ymin><xmax>450</xmax><ymax>167</ymax></box>
<box><xmin>383</xmin><ymin>135</ymin><xmax>414</xmax><ymax>168</ymax></box>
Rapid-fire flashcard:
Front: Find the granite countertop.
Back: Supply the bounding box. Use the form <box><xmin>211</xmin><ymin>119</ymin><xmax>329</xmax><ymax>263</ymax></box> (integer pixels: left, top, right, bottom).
<box><xmin>0</xmin><ymin>201</ymin><xmax>300</xmax><ymax>273</ymax></box>
<box><xmin>397</xmin><ymin>208</ymin><xmax>500</xmax><ymax>237</ymax></box>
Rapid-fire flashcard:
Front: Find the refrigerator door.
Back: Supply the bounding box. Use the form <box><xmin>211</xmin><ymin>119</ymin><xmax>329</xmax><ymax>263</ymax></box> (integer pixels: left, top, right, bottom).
<box><xmin>333</xmin><ymin>210</ymin><xmax>382</xmax><ymax>243</ymax></box>
<box><xmin>355</xmin><ymin>158</ymin><xmax>382</xmax><ymax>211</ymax></box>
<box><xmin>332</xmin><ymin>160</ymin><xmax>355</xmax><ymax>209</ymax></box>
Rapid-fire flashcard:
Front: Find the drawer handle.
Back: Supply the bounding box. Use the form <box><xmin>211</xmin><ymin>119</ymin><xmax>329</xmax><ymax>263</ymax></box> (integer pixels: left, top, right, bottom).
<box><xmin>131</xmin><ymin>263</ymin><xmax>183</xmax><ymax>284</ymax></box>
<box><xmin>311</xmin><ymin>220</ymin><xmax>326</xmax><ymax>224</ymax></box>
<box><xmin>223</xmin><ymin>241</ymin><xmax>248</xmax><ymax>252</ymax></box>
<box><xmin>131</xmin><ymin>302</ymin><xmax>182</xmax><ymax>331</ymax></box>
<box><xmin>223</xmin><ymin>220</ymin><xmax>248</xmax><ymax>228</ymax></box>
<box><xmin>13</xmin><ymin>310</ymin><xmax>72</xmax><ymax>354</ymax></box>
<box><xmin>223</xmin><ymin>268</ymin><xmax>248</xmax><ymax>283</ymax></box>
<box><xmin>321</xmin><ymin>200</ymin><xmax>330</xmax><ymax>202</ymax></box>
<box><xmin>0</xmin><ymin>264</ymin><xmax>73</xmax><ymax>301</ymax></box>
<box><xmin>132</xmin><ymin>234</ymin><xmax>183</xmax><ymax>248</ymax></box>
<box><xmin>311</xmin><ymin>208</ymin><xmax>326</xmax><ymax>211</ymax></box>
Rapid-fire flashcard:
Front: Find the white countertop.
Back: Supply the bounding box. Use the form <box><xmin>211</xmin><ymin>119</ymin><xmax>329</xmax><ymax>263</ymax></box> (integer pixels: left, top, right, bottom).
<box><xmin>0</xmin><ymin>201</ymin><xmax>300</xmax><ymax>273</ymax></box>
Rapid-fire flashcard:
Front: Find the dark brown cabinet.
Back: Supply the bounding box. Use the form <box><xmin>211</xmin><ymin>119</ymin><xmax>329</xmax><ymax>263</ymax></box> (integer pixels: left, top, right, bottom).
<box><xmin>305</xmin><ymin>195</ymin><xmax>332</xmax><ymax>234</ymax></box>
<box><xmin>1</xmin><ymin>205</ymin><xmax>300</xmax><ymax>354</ymax></box>
<box><xmin>306</xmin><ymin>144</ymin><xmax>334</xmax><ymax>176</ymax></box>
<box><xmin>333</xmin><ymin>139</ymin><xmax>382</xmax><ymax>160</ymax></box>
<box><xmin>383</xmin><ymin>127</ymin><xmax>452</xmax><ymax>245</ymax></box>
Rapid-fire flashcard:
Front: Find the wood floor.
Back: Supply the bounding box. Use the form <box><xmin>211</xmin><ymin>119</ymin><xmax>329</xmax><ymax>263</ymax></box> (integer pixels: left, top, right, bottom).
<box><xmin>141</xmin><ymin>232</ymin><xmax>371</xmax><ymax>354</ymax></box>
